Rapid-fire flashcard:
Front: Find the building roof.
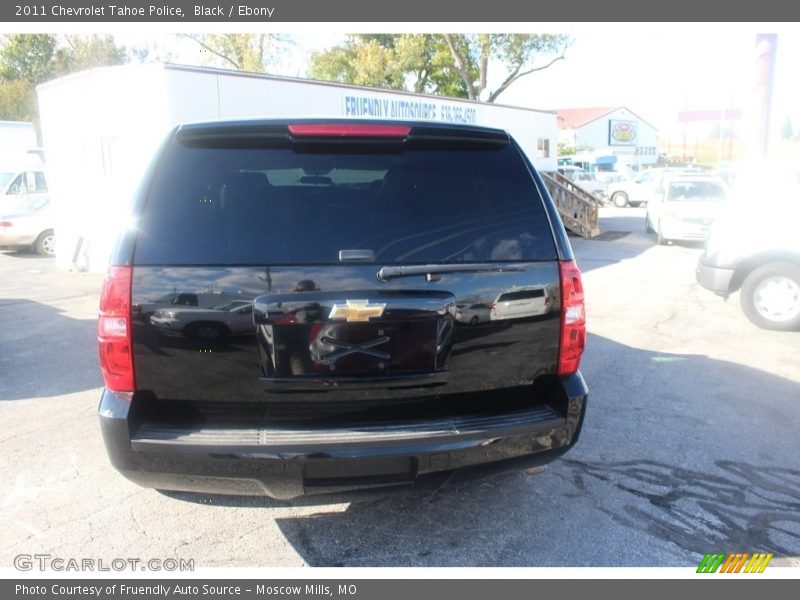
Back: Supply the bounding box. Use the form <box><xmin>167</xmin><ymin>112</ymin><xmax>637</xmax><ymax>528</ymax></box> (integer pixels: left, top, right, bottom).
<box><xmin>555</xmin><ymin>107</ymin><xmax>618</xmax><ymax>129</ymax></box>
<box><xmin>555</xmin><ymin>106</ymin><xmax>658</xmax><ymax>132</ymax></box>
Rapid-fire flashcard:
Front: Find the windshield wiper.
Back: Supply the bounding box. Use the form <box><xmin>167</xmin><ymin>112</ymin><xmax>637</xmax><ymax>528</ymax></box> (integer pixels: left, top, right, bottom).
<box><xmin>376</xmin><ymin>263</ymin><xmax>523</xmax><ymax>283</ymax></box>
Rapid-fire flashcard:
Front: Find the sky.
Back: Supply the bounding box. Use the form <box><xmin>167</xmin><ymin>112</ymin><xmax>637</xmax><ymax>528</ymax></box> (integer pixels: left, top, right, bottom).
<box><xmin>496</xmin><ymin>26</ymin><xmax>800</xmax><ymax>140</ymax></box>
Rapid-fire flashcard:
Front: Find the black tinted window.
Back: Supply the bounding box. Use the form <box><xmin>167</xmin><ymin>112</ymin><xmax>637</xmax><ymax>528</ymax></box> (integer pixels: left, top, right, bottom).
<box><xmin>498</xmin><ymin>289</ymin><xmax>546</xmax><ymax>301</ymax></box>
<box><xmin>134</xmin><ymin>137</ymin><xmax>556</xmax><ymax>265</ymax></box>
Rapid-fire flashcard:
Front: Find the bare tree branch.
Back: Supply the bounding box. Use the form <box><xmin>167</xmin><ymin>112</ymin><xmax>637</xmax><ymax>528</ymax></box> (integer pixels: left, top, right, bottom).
<box><xmin>487</xmin><ymin>51</ymin><xmax>566</xmax><ymax>103</ymax></box>
<box><xmin>179</xmin><ymin>34</ymin><xmax>242</xmax><ymax>70</ymax></box>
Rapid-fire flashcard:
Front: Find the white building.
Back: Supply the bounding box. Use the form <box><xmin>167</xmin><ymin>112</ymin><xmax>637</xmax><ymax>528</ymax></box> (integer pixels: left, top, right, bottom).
<box><xmin>36</xmin><ymin>63</ymin><xmax>558</xmax><ymax>271</ymax></box>
<box><xmin>555</xmin><ymin>106</ymin><xmax>659</xmax><ymax>167</ymax></box>
<box><xmin>0</xmin><ymin>120</ymin><xmax>37</xmax><ymax>165</ymax></box>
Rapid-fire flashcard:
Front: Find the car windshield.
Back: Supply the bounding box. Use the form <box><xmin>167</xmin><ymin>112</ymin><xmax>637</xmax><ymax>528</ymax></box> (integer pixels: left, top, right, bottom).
<box><xmin>1</xmin><ymin>196</ymin><xmax>48</xmax><ymax>215</ymax></box>
<box><xmin>667</xmin><ymin>181</ymin><xmax>726</xmax><ymax>202</ymax></box>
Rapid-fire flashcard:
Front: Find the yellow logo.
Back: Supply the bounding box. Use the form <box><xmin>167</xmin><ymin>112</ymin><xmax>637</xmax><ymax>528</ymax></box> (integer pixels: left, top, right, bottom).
<box><xmin>610</xmin><ymin>119</ymin><xmax>637</xmax><ymax>144</ymax></box>
<box><xmin>329</xmin><ymin>299</ymin><xmax>387</xmax><ymax>322</ymax></box>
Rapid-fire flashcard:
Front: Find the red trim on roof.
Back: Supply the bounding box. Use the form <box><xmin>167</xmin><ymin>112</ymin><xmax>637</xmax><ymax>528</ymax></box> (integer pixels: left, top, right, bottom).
<box><xmin>555</xmin><ymin>107</ymin><xmax>618</xmax><ymax>129</ymax></box>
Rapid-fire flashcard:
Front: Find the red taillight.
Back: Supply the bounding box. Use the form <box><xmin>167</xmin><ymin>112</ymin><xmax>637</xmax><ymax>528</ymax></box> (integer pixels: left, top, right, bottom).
<box><xmin>0</xmin><ymin>221</ymin><xmax>12</xmax><ymax>227</ymax></box>
<box><xmin>557</xmin><ymin>260</ymin><xmax>586</xmax><ymax>376</ymax></box>
<box><xmin>98</xmin><ymin>265</ymin><xmax>135</xmax><ymax>393</ymax></box>
<box><xmin>288</xmin><ymin>124</ymin><xmax>411</xmax><ymax>138</ymax></box>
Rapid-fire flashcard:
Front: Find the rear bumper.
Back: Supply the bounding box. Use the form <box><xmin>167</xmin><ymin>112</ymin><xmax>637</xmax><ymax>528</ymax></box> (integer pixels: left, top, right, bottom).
<box><xmin>660</xmin><ymin>219</ymin><xmax>711</xmax><ymax>242</ymax></box>
<box><xmin>99</xmin><ymin>374</ymin><xmax>588</xmax><ymax>500</ymax></box>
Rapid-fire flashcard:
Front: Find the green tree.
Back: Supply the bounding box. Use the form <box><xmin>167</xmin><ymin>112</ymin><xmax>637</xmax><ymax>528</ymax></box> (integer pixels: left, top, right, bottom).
<box><xmin>0</xmin><ymin>34</ymin><xmax>127</xmax><ymax>121</ymax></box>
<box><xmin>180</xmin><ymin>34</ymin><xmax>289</xmax><ymax>72</ymax></box>
<box><xmin>309</xmin><ymin>34</ymin><xmax>569</xmax><ymax>102</ymax></box>
<box><xmin>0</xmin><ymin>79</ymin><xmax>36</xmax><ymax>121</ymax></box>
<box><xmin>309</xmin><ymin>36</ymin><xmax>403</xmax><ymax>89</ymax></box>
<box><xmin>442</xmin><ymin>34</ymin><xmax>570</xmax><ymax>102</ymax></box>
<box><xmin>309</xmin><ymin>34</ymin><xmax>467</xmax><ymax>97</ymax></box>
<box><xmin>53</xmin><ymin>35</ymin><xmax>127</xmax><ymax>75</ymax></box>
<box><xmin>0</xmin><ymin>34</ymin><xmax>57</xmax><ymax>84</ymax></box>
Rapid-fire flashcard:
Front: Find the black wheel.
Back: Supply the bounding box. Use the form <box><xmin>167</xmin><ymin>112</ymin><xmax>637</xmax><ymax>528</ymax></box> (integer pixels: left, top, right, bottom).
<box><xmin>645</xmin><ymin>213</ymin><xmax>654</xmax><ymax>233</ymax></box>
<box><xmin>35</xmin><ymin>229</ymin><xmax>55</xmax><ymax>256</ymax></box>
<box><xmin>470</xmin><ymin>315</ymin><xmax>479</xmax><ymax>326</ymax></box>
<box><xmin>740</xmin><ymin>263</ymin><xmax>800</xmax><ymax>331</ymax></box>
<box><xmin>612</xmin><ymin>192</ymin><xmax>629</xmax><ymax>208</ymax></box>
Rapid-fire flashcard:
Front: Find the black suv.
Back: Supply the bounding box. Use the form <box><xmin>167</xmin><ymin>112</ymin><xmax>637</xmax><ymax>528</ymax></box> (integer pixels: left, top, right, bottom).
<box><xmin>97</xmin><ymin>120</ymin><xmax>588</xmax><ymax>499</ymax></box>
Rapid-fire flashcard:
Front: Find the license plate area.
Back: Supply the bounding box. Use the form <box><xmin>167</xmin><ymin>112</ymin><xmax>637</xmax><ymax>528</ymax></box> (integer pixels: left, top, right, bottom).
<box><xmin>306</xmin><ymin>321</ymin><xmax>438</xmax><ymax>375</ymax></box>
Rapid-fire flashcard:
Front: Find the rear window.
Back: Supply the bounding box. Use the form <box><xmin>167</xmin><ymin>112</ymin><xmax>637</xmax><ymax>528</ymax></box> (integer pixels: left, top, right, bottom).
<box><xmin>498</xmin><ymin>289</ymin><xmax>546</xmax><ymax>302</ymax></box>
<box><xmin>134</xmin><ymin>135</ymin><xmax>557</xmax><ymax>265</ymax></box>
<box><xmin>667</xmin><ymin>180</ymin><xmax>726</xmax><ymax>202</ymax></box>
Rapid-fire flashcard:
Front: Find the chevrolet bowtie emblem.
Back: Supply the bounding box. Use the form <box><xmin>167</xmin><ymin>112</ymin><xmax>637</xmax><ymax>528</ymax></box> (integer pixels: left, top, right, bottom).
<box><xmin>329</xmin><ymin>299</ymin><xmax>387</xmax><ymax>322</ymax></box>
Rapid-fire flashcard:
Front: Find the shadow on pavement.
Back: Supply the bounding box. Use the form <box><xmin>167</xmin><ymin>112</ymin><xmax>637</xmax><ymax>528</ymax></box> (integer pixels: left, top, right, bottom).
<box><xmin>0</xmin><ymin>249</ymin><xmax>54</xmax><ymax>260</ymax></box>
<box><xmin>0</xmin><ymin>299</ymin><xmax>102</xmax><ymax>401</ymax></box>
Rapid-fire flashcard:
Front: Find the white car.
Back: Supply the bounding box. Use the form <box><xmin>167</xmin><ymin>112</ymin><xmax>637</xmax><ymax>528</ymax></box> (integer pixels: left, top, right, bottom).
<box><xmin>696</xmin><ymin>160</ymin><xmax>800</xmax><ymax>330</ymax></box>
<box><xmin>455</xmin><ymin>303</ymin><xmax>492</xmax><ymax>325</ymax></box>
<box><xmin>645</xmin><ymin>175</ymin><xmax>727</xmax><ymax>245</ymax></box>
<box><xmin>490</xmin><ymin>287</ymin><xmax>552</xmax><ymax>320</ymax></box>
<box><xmin>0</xmin><ymin>195</ymin><xmax>55</xmax><ymax>256</ymax></box>
<box><xmin>607</xmin><ymin>167</ymin><xmax>702</xmax><ymax>208</ymax></box>
<box><xmin>556</xmin><ymin>166</ymin><xmax>608</xmax><ymax>200</ymax></box>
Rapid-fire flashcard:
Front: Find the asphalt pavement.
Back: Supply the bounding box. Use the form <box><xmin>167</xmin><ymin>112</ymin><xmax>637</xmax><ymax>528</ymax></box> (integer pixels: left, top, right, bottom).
<box><xmin>1</xmin><ymin>207</ymin><xmax>798</xmax><ymax>568</ymax></box>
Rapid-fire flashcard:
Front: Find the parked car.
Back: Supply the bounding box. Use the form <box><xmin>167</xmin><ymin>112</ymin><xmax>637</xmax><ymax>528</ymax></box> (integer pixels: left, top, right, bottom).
<box><xmin>1</xmin><ymin>167</ymin><xmax>48</xmax><ymax>198</ymax></box>
<box><xmin>557</xmin><ymin>165</ymin><xmax>608</xmax><ymax>200</ymax></box>
<box><xmin>97</xmin><ymin>119</ymin><xmax>588</xmax><ymax>499</ymax></box>
<box><xmin>150</xmin><ymin>300</ymin><xmax>255</xmax><ymax>340</ymax></box>
<box><xmin>607</xmin><ymin>167</ymin><xmax>701</xmax><ymax>208</ymax></box>
<box><xmin>134</xmin><ymin>291</ymin><xmax>234</xmax><ymax>321</ymax></box>
<box><xmin>454</xmin><ymin>302</ymin><xmax>491</xmax><ymax>325</ymax></box>
<box><xmin>696</xmin><ymin>162</ymin><xmax>800</xmax><ymax>330</ymax></box>
<box><xmin>645</xmin><ymin>175</ymin><xmax>728</xmax><ymax>245</ymax></box>
<box><xmin>0</xmin><ymin>195</ymin><xmax>55</xmax><ymax>256</ymax></box>
<box><xmin>490</xmin><ymin>287</ymin><xmax>552</xmax><ymax>320</ymax></box>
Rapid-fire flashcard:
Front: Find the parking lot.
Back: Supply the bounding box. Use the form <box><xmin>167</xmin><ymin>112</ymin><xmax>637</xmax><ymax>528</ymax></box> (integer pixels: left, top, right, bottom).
<box><xmin>1</xmin><ymin>206</ymin><xmax>798</xmax><ymax>568</ymax></box>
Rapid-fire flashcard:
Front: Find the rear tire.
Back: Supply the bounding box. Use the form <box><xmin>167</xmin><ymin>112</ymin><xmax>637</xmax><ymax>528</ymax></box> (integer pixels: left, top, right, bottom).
<box><xmin>612</xmin><ymin>192</ymin><xmax>629</xmax><ymax>208</ymax></box>
<box><xmin>35</xmin><ymin>229</ymin><xmax>55</xmax><ymax>256</ymax></box>
<box><xmin>645</xmin><ymin>213</ymin><xmax>654</xmax><ymax>233</ymax></box>
<box><xmin>470</xmin><ymin>316</ymin><xmax>479</xmax><ymax>326</ymax></box>
<box><xmin>740</xmin><ymin>263</ymin><xmax>800</xmax><ymax>331</ymax></box>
